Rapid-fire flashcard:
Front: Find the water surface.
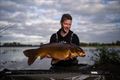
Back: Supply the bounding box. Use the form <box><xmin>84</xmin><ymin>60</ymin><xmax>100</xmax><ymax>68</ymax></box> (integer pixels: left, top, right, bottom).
<box><xmin>0</xmin><ymin>47</ymin><xmax>96</xmax><ymax>71</ymax></box>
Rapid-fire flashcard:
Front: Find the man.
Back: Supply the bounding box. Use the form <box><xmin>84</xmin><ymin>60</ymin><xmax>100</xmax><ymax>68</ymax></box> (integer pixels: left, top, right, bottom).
<box><xmin>50</xmin><ymin>13</ymin><xmax>80</xmax><ymax>66</ymax></box>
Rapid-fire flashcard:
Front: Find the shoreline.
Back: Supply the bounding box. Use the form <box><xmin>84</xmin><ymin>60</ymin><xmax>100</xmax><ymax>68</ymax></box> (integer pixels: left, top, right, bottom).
<box><xmin>0</xmin><ymin>46</ymin><xmax>120</xmax><ymax>48</ymax></box>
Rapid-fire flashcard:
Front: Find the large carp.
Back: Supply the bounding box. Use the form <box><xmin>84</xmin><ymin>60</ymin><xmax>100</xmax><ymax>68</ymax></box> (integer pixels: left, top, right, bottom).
<box><xmin>23</xmin><ymin>43</ymin><xmax>85</xmax><ymax>65</ymax></box>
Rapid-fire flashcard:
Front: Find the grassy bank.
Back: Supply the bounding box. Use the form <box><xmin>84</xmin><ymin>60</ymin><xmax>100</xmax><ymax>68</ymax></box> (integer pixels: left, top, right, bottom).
<box><xmin>90</xmin><ymin>47</ymin><xmax>120</xmax><ymax>80</ymax></box>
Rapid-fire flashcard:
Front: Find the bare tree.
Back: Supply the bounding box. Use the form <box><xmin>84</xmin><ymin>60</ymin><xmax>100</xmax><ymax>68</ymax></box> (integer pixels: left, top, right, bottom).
<box><xmin>0</xmin><ymin>24</ymin><xmax>15</xmax><ymax>37</ymax></box>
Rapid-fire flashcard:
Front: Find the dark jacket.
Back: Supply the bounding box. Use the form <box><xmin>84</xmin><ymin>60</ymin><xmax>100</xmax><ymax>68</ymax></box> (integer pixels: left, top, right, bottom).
<box><xmin>50</xmin><ymin>29</ymin><xmax>80</xmax><ymax>66</ymax></box>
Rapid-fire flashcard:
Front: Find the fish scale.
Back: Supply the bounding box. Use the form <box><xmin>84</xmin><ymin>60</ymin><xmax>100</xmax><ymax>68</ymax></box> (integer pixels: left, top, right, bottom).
<box><xmin>23</xmin><ymin>43</ymin><xmax>85</xmax><ymax>65</ymax></box>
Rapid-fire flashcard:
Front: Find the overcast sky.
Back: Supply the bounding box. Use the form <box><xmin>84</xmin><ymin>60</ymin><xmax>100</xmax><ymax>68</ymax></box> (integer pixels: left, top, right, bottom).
<box><xmin>0</xmin><ymin>0</ymin><xmax>120</xmax><ymax>44</ymax></box>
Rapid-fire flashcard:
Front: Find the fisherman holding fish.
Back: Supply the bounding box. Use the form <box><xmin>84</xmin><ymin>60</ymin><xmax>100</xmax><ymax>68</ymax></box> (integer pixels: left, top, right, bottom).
<box><xmin>50</xmin><ymin>13</ymin><xmax>80</xmax><ymax>66</ymax></box>
<box><xmin>23</xmin><ymin>14</ymin><xmax>85</xmax><ymax>66</ymax></box>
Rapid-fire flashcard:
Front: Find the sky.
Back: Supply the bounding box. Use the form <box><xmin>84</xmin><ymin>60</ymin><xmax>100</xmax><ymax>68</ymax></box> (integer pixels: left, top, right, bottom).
<box><xmin>0</xmin><ymin>0</ymin><xmax>120</xmax><ymax>44</ymax></box>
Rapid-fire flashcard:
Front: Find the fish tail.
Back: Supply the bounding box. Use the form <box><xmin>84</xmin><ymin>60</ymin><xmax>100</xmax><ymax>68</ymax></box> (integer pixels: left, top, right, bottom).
<box><xmin>28</xmin><ymin>56</ymin><xmax>37</xmax><ymax>65</ymax></box>
<box><xmin>23</xmin><ymin>49</ymin><xmax>38</xmax><ymax>65</ymax></box>
<box><xmin>23</xmin><ymin>49</ymin><xmax>37</xmax><ymax>57</ymax></box>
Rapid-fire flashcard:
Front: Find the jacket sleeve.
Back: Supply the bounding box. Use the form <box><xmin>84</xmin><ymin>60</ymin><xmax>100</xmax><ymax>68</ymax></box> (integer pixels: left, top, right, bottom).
<box><xmin>50</xmin><ymin>33</ymin><xmax>57</xmax><ymax>43</ymax></box>
<box><xmin>72</xmin><ymin>34</ymin><xmax>80</xmax><ymax>46</ymax></box>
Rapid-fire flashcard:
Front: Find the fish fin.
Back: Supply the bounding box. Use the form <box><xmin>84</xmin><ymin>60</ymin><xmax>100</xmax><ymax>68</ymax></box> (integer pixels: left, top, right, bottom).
<box><xmin>38</xmin><ymin>53</ymin><xmax>46</xmax><ymax>60</ymax></box>
<box><xmin>23</xmin><ymin>49</ymin><xmax>38</xmax><ymax>65</ymax></box>
<box><xmin>23</xmin><ymin>49</ymin><xmax>37</xmax><ymax>57</ymax></box>
<box><xmin>38</xmin><ymin>56</ymin><xmax>41</xmax><ymax>59</ymax></box>
<box><xmin>40</xmin><ymin>55</ymin><xmax>45</xmax><ymax>60</ymax></box>
<box><xmin>28</xmin><ymin>56</ymin><xmax>37</xmax><ymax>65</ymax></box>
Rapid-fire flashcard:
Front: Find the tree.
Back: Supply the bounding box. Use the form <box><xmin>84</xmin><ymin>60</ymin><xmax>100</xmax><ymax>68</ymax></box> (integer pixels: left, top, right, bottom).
<box><xmin>116</xmin><ymin>40</ymin><xmax>120</xmax><ymax>45</ymax></box>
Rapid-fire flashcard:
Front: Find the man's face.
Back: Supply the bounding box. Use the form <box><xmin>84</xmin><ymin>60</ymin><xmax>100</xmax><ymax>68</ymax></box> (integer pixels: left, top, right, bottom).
<box><xmin>61</xmin><ymin>19</ymin><xmax>72</xmax><ymax>33</ymax></box>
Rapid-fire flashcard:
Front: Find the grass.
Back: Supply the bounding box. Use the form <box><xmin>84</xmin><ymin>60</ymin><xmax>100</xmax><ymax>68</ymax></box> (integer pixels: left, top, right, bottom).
<box><xmin>91</xmin><ymin>47</ymin><xmax>120</xmax><ymax>72</ymax></box>
<box><xmin>92</xmin><ymin>47</ymin><xmax>120</xmax><ymax>65</ymax></box>
<box><xmin>90</xmin><ymin>47</ymin><xmax>120</xmax><ymax>80</ymax></box>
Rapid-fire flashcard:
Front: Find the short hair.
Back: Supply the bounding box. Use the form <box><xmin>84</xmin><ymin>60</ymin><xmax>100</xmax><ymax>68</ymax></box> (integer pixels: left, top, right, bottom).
<box><xmin>60</xmin><ymin>13</ymin><xmax>72</xmax><ymax>23</ymax></box>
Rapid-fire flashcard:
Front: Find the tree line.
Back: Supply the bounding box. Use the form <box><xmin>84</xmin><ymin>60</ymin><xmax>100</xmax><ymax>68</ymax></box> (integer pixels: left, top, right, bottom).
<box><xmin>0</xmin><ymin>41</ymin><xmax>120</xmax><ymax>47</ymax></box>
<box><xmin>80</xmin><ymin>40</ymin><xmax>120</xmax><ymax>47</ymax></box>
<box><xmin>0</xmin><ymin>42</ymin><xmax>34</xmax><ymax>47</ymax></box>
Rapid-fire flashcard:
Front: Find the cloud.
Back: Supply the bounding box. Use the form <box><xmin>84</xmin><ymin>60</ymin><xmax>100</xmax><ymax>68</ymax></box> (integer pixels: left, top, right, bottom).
<box><xmin>0</xmin><ymin>0</ymin><xmax>120</xmax><ymax>44</ymax></box>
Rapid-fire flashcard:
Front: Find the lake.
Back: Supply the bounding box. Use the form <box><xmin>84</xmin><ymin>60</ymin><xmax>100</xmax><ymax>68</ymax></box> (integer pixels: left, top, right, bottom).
<box><xmin>0</xmin><ymin>47</ymin><xmax>120</xmax><ymax>80</ymax></box>
<box><xmin>0</xmin><ymin>47</ymin><xmax>96</xmax><ymax>71</ymax></box>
